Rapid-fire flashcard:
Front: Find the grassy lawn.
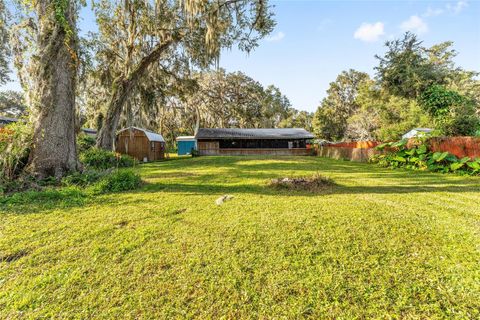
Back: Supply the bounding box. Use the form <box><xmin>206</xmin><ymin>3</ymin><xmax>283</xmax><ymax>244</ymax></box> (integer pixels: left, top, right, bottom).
<box><xmin>1</xmin><ymin>156</ymin><xmax>480</xmax><ymax>318</ymax></box>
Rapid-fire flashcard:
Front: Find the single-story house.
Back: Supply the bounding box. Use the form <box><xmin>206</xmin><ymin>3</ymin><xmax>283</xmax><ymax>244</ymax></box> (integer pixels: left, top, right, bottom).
<box><xmin>0</xmin><ymin>116</ymin><xmax>18</xmax><ymax>127</ymax></box>
<box><xmin>116</xmin><ymin>127</ymin><xmax>165</xmax><ymax>162</ymax></box>
<box><xmin>195</xmin><ymin>128</ymin><xmax>314</xmax><ymax>156</ymax></box>
<box><xmin>176</xmin><ymin>136</ymin><xmax>196</xmax><ymax>155</ymax></box>
<box><xmin>402</xmin><ymin>128</ymin><xmax>434</xmax><ymax>139</ymax></box>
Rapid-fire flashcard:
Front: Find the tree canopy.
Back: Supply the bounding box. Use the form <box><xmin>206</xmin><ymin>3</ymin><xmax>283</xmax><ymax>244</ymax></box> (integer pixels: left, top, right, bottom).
<box><xmin>312</xmin><ymin>33</ymin><xmax>480</xmax><ymax>142</ymax></box>
<box><xmin>91</xmin><ymin>0</ymin><xmax>275</xmax><ymax>150</ymax></box>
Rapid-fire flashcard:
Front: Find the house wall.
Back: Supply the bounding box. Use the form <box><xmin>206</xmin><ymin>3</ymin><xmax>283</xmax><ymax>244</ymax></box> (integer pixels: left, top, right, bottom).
<box><xmin>116</xmin><ymin>129</ymin><xmax>165</xmax><ymax>161</ymax></box>
<box><xmin>197</xmin><ymin>140</ymin><xmax>311</xmax><ymax>156</ymax></box>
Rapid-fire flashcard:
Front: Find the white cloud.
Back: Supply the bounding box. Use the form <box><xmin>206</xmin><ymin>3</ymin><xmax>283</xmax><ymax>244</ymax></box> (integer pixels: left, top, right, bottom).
<box><xmin>266</xmin><ymin>31</ymin><xmax>285</xmax><ymax>42</ymax></box>
<box><xmin>400</xmin><ymin>15</ymin><xmax>428</xmax><ymax>34</ymax></box>
<box><xmin>423</xmin><ymin>1</ymin><xmax>468</xmax><ymax>17</ymax></box>
<box><xmin>447</xmin><ymin>0</ymin><xmax>468</xmax><ymax>14</ymax></box>
<box><xmin>353</xmin><ymin>22</ymin><xmax>385</xmax><ymax>42</ymax></box>
<box><xmin>423</xmin><ymin>7</ymin><xmax>444</xmax><ymax>17</ymax></box>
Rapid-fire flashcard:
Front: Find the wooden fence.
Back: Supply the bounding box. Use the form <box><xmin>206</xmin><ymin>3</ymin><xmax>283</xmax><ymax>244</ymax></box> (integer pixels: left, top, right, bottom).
<box><xmin>318</xmin><ymin>137</ymin><xmax>480</xmax><ymax>162</ymax></box>
<box><xmin>317</xmin><ymin>143</ymin><xmax>382</xmax><ymax>162</ymax></box>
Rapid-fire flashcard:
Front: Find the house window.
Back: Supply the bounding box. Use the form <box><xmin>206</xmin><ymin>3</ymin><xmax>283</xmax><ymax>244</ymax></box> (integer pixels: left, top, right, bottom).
<box><xmin>151</xmin><ymin>141</ymin><xmax>155</xmax><ymax>151</ymax></box>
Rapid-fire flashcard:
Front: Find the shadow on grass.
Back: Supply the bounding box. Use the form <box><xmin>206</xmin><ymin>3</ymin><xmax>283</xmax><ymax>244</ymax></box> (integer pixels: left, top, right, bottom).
<box><xmin>139</xmin><ymin>181</ymin><xmax>480</xmax><ymax>196</ymax></box>
<box><xmin>2</xmin><ymin>156</ymin><xmax>479</xmax><ymax>215</ymax></box>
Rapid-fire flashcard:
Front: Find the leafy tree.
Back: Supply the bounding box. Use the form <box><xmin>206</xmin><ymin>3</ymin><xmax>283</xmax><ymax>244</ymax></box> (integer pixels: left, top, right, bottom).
<box><xmin>375</xmin><ymin>32</ymin><xmax>450</xmax><ymax>99</ymax></box>
<box><xmin>420</xmin><ymin>85</ymin><xmax>479</xmax><ymax>136</ymax></box>
<box><xmin>419</xmin><ymin>85</ymin><xmax>465</xmax><ymax>118</ymax></box>
<box><xmin>92</xmin><ymin>0</ymin><xmax>275</xmax><ymax>150</ymax></box>
<box><xmin>446</xmin><ymin>70</ymin><xmax>480</xmax><ymax>116</ymax></box>
<box><xmin>313</xmin><ymin>69</ymin><xmax>369</xmax><ymax>141</ymax></box>
<box><xmin>279</xmin><ymin>110</ymin><xmax>313</xmax><ymax>132</ymax></box>
<box><xmin>260</xmin><ymin>85</ymin><xmax>292</xmax><ymax>128</ymax></box>
<box><xmin>352</xmin><ymin>83</ymin><xmax>431</xmax><ymax>141</ymax></box>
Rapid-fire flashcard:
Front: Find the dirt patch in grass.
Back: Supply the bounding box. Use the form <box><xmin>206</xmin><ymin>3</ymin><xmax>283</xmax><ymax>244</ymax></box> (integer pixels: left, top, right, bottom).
<box><xmin>269</xmin><ymin>174</ymin><xmax>336</xmax><ymax>193</ymax></box>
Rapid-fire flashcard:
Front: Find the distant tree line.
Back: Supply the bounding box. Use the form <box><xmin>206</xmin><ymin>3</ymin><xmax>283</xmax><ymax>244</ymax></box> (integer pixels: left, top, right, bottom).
<box><xmin>313</xmin><ymin>33</ymin><xmax>480</xmax><ymax>142</ymax></box>
<box><xmin>82</xmin><ymin>68</ymin><xmax>313</xmax><ymax>148</ymax></box>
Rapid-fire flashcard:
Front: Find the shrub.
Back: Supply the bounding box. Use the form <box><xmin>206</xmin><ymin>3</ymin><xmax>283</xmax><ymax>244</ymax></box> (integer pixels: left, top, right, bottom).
<box><xmin>0</xmin><ymin>186</ymin><xmax>87</xmax><ymax>208</ymax></box>
<box><xmin>0</xmin><ymin>121</ymin><xmax>32</xmax><ymax>181</ymax></box>
<box><xmin>117</xmin><ymin>154</ymin><xmax>135</xmax><ymax>167</ymax></box>
<box><xmin>80</xmin><ymin>148</ymin><xmax>135</xmax><ymax>169</ymax></box>
<box><xmin>373</xmin><ymin>139</ymin><xmax>480</xmax><ymax>175</ymax></box>
<box><xmin>77</xmin><ymin>133</ymin><xmax>96</xmax><ymax>153</ymax></box>
<box><xmin>92</xmin><ymin>169</ymin><xmax>142</xmax><ymax>194</ymax></box>
<box><xmin>191</xmin><ymin>149</ymin><xmax>200</xmax><ymax>157</ymax></box>
<box><xmin>419</xmin><ymin>85</ymin><xmax>479</xmax><ymax>136</ymax></box>
<box><xmin>62</xmin><ymin>169</ymin><xmax>107</xmax><ymax>187</ymax></box>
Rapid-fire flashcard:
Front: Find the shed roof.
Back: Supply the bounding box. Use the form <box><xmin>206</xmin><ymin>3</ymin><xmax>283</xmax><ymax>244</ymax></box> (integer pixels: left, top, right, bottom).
<box><xmin>176</xmin><ymin>136</ymin><xmax>196</xmax><ymax>141</ymax></box>
<box><xmin>195</xmin><ymin>128</ymin><xmax>314</xmax><ymax>140</ymax></box>
<box><xmin>118</xmin><ymin>127</ymin><xmax>165</xmax><ymax>142</ymax></box>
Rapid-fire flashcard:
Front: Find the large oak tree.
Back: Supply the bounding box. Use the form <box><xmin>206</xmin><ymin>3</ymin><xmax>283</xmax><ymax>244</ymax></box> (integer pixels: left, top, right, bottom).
<box><xmin>92</xmin><ymin>0</ymin><xmax>274</xmax><ymax>150</ymax></box>
<box><xmin>25</xmin><ymin>1</ymin><xmax>81</xmax><ymax>178</ymax></box>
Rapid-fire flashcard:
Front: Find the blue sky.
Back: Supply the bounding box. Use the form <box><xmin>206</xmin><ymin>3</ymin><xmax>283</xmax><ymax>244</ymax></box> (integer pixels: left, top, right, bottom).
<box><xmin>218</xmin><ymin>0</ymin><xmax>480</xmax><ymax>111</ymax></box>
<box><xmin>2</xmin><ymin>0</ymin><xmax>480</xmax><ymax>112</ymax></box>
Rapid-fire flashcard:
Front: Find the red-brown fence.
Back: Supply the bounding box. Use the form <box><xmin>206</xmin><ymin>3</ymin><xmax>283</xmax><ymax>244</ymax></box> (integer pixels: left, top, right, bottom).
<box><xmin>318</xmin><ymin>137</ymin><xmax>480</xmax><ymax>162</ymax></box>
<box><xmin>425</xmin><ymin>137</ymin><xmax>480</xmax><ymax>159</ymax></box>
<box><xmin>323</xmin><ymin>141</ymin><xmax>382</xmax><ymax>149</ymax></box>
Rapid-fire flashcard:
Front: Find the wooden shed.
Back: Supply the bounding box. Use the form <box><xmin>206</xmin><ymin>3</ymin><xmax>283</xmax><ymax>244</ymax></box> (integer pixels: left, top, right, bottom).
<box><xmin>195</xmin><ymin>128</ymin><xmax>314</xmax><ymax>156</ymax></box>
<box><xmin>116</xmin><ymin>127</ymin><xmax>165</xmax><ymax>162</ymax></box>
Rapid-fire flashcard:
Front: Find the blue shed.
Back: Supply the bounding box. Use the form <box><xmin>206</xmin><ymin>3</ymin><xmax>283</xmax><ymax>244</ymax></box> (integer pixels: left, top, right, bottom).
<box><xmin>176</xmin><ymin>136</ymin><xmax>197</xmax><ymax>155</ymax></box>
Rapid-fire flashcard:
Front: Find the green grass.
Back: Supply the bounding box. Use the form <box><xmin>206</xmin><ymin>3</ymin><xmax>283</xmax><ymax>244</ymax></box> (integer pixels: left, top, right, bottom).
<box><xmin>1</xmin><ymin>156</ymin><xmax>480</xmax><ymax>318</ymax></box>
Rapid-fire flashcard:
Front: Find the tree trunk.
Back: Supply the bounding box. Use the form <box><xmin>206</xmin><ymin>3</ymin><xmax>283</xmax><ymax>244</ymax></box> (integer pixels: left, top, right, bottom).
<box><xmin>95</xmin><ymin>79</ymin><xmax>131</xmax><ymax>150</ymax></box>
<box><xmin>96</xmin><ymin>39</ymin><xmax>174</xmax><ymax>150</ymax></box>
<box><xmin>27</xmin><ymin>1</ymin><xmax>79</xmax><ymax>179</ymax></box>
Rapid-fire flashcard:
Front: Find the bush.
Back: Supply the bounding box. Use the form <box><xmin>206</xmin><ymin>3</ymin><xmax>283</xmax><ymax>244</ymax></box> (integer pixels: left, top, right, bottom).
<box><xmin>438</xmin><ymin>110</ymin><xmax>480</xmax><ymax>136</ymax></box>
<box><xmin>92</xmin><ymin>169</ymin><xmax>142</xmax><ymax>194</ymax></box>
<box><xmin>419</xmin><ymin>85</ymin><xmax>479</xmax><ymax>136</ymax></box>
<box><xmin>0</xmin><ymin>121</ymin><xmax>32</xmax><ymax>181</ymax></box>
<box><xmin>80</xmin><ymin>148</ymin><xmax>135</xmax><ymax>169</ymax></box>
<box><xmin>191</xmin><ymin>149</ymin><xmax>200</xmax><ymax>157</ymax></box>
<box><xmin>0</xmin><ymin>186</ymin><xmax>87</xmax><ymax>208</ymax></box>
<box><xmin>373</xmin><ymin>139</ymin><xmax>480</xmax><ymax>175</ymax></box>
<box><xmin>62</xmin><ymin>169</ymin><xmax>107</xmax><ymax>187</ymax></box>
<box><xmin>77</xmin><ymin>134</ymin><xmax>96</xmax><ymax>153</ymax></box>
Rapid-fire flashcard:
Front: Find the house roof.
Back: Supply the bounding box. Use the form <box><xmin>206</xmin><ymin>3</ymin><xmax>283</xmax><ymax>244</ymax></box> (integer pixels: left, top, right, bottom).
<box><xmin>0</xmin><ymin>116</ymin><xmax>18</xmax><ymax>124</ymax></box>
<box><xmin>411</xmin><ymin>128</ymin><xmax>434</xmax><ymax>132</ymax></box>
<box><xmin>81</xmin><ymin>128</ymin><xmax>97</xmax><ymax>134</ymax></box>
<box><xmin>118</xmin><ymin>127</ymin><xmax>165</xmax><ymax>142</ymax></box>
<box><xmin>195</xmin><ymin>128</ymin><xmax>314</xmax><ymax>140</ymax></box>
